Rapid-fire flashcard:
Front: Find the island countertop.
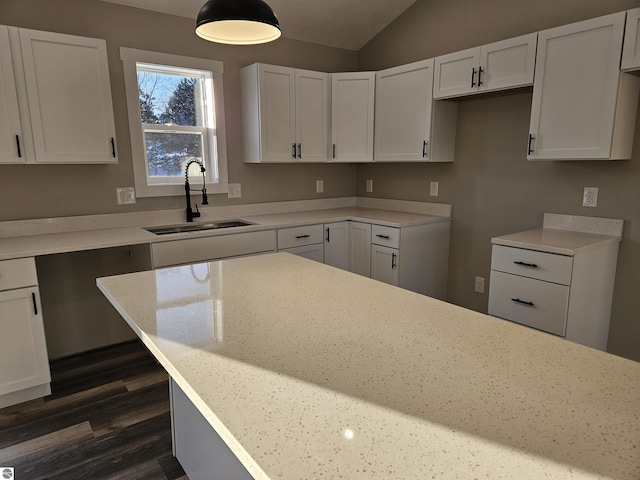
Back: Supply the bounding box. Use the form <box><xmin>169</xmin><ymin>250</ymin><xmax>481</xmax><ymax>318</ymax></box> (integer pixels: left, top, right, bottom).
<box><xmin>96</xmin><ymin>253</ymin><xmax>640</xmax><ymax>480</ymax></box>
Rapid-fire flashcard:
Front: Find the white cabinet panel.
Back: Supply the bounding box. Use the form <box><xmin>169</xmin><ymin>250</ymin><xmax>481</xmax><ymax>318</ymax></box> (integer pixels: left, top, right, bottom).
<box><xmin>490</xmin><ymin>245</ymin><xmax>573</xmax><ymax>285</ymax></box>
<box><xmin>0</xmin><ymin>26</ymin><xmax>24</xmax><ymax>164</ymax></box>
<box><xmin>277</xmin><ymin>224</ymin><xmax>324</xmax><ymax>249</ymax></box>
<box><xmin>241</xmin><ymin>63</ymin><xmax>328</xmax><ymax>163</ymax></box>
<box><xmin>324</xmin><ymin>222</ymin><xmax>349</xmax><ymax>270</ymax></box>
<box><xmin>371</xmin><ymin>225</ymin><xmax>400</xmax><ymax>249</ymax></box>
<box><xmin>433</xmin><ymin>34</ymin><xmax>536</xmax><ymax>99</ymax></box>
<box><xmin>374</xmin><ymin>59</ymin><xmax>434</xmax><ymax>162</ymax></box>
<box><xmin>622</xmin><ymin>8</ymin><xmax>640</xmax><ymax>71</ymax></box>
<box><xmin>489</xmin><ymin>270</ymin><xmax>569</xmax><ymax>337</ymax></box>
<box><xmin>18</xmin><ymin>28</ymin><xmax>117</xmax><ymax>163</ymax></box>
<box><xmin>349</xmin><ymin>222</ymin><xmax>371</xmax><ymax>277</ymax></box>
<box><xmin>331</xmin><ymin>72</ymin><xmax>375</xmax><ymax>162</ymax></box>
<box><xmin>371</xmin><ymin>244</ymin><xmax>399</xmax><ymax>287</ymax></box>
<box><xmin>295</xmin><ymin>69</ymin><xmax>329</xmax><ymax>162</ymax></box>
<box><xmin>280</xmin><ymin>243</ymin><xmax>324</xmax><ymax>263</ymax></box>
<box><xmin>528</xmin><ymin>12</ymin><xmax>638</xmax><ymax>160</ymax></box>
<box><xmin>0</xmin><ymin>287</ymin><xmax>50</xmax><ymax>397</ymax></box>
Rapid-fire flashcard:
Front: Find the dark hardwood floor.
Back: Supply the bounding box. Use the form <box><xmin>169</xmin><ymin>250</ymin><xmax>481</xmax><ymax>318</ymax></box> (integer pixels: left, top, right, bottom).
<box><xmin>0</xmin><ymin>340</ymin><xmax>187</xmax><ymax>480</ymax></box>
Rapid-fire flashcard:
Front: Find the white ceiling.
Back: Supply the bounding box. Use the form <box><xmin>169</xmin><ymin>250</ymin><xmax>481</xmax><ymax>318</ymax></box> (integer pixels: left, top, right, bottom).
<box><xmin>99</xmin><ymin>0</ymin><xmax>418</xmax><ymax>50</ymax></box>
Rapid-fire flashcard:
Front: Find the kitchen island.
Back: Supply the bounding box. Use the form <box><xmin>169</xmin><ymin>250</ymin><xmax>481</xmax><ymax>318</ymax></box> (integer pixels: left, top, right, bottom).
<box><xmin>97</xmin><ymin>253</ymin><xmax>640</xmax><ymax>480</ymax></box>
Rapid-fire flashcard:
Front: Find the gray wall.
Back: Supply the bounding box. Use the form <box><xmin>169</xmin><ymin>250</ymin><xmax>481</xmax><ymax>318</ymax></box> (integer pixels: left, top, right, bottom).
<box><xmin>358</xmin><ymin>0</ymin><xmax>640</xmax><ymax>361</ymax></box>
<box><xmin>0</xmin><ymin>0</ymin><xmax>358</xmax><ymax>221</ymax></box>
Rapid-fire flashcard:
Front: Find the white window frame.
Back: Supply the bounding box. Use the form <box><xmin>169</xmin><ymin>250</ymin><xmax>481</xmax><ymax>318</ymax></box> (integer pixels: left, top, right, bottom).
<box><xmin>121</xmin><ymin>48</ymin><xmax>228</xmax><ymax>197</ymax></box>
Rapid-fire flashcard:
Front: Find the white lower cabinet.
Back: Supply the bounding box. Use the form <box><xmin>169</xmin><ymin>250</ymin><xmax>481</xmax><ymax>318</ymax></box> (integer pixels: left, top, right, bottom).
<box><xmin>0</xmin><ymin>257</ymin><xmax>51</xmax><ymax>408</ymax></box>
<box><xmin>371</xmin><ymin>244</ymin><xmax>399</xmax><ymax>287</ymax></box>
<box><xmin>280</xmin><ymin>243</ymin><xmax>324</xmax><ymax>262</ymax></box>
<box><xmin>348</xmin><ymin>222</ymin><xmax>371</xmax><ymax>277</ymax></box>
<box><xmin>323</xmin><ymin>222</ymin><xmax>349</xmax><ymax>270</ymax></box>
<box><xmin>488</xmin><ymin>242</ymin><xmax>619</xmax><ymax>351</ymax></box>
<box><xmin>151</xmin><ymin>231</ymin><xmax>276</xmax><ymax>268</ymax></box>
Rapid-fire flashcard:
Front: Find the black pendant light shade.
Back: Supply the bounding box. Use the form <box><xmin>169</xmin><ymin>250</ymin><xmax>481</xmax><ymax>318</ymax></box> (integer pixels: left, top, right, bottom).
<box><xmin>195</xmin><ymin>0</ymin><xmax>281</xmax><ymax>45</ymax></box>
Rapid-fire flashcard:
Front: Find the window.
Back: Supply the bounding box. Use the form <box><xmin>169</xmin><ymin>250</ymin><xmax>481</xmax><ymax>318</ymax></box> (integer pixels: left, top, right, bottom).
<box><xmin>121</xmin><ymin>48</ymin><xmax>228</xmax><ymax>197</ymax></box>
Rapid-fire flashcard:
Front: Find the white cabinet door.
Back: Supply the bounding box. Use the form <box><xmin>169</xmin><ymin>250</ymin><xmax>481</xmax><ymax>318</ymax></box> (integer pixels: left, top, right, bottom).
<box><xmin>0</xmin><ymin>287</ymin><xmax>50</xmax><ymax>396</ymax></box>
<box><xmin>19</xmin><ymin>28</ymin><xmax>117</xmax><ymax>163</ymax></box>
<box><xmin>324</xmin><ymin>222</ymin><xmax>349</xmax><ymax>270</ymax></box>
<box><xmin>528</xmin><ymin>13</ymin><xmax>627</xmax><ymax>160</ymax></box>
<box><xmin>622</xmin><ymin>8</ymin><xmax>640</xmax><ymax>71</ymax></box>
<box><xmin>374</xmin><ymin>59</ymin><xmax>434</xmax><ymax>162</ymax></box>
<box><xmin>434</xmin><ymin>34</ymin><xmax>536</xmax><ymax>99</ymax></box>
<box><xmin>257</xmin><ymin>64</ymin><xmax>296</xmax><ymax>163</ymax></box>
<box><xmin>349</xmin><ymin>222</ymin><xmax>371</xmax><ymax>277</ymax></box>
<box><xmin>433</xmin><ymin>48</ymin><xmax>479</xmax><ymax>98</ymax></box>
<box><xmin>371</xmin><ymin>244</ymin><xmax>399</xmax><ymax>287</ymax></box>
<box><xmin>331</xmin><ymin>72</ymin><xmax>375</xmax><ymax>162</ymax></box>
<box><xmin>478</xmin><ymin>34</ymin><xmax>537</xmax><ymax>93</ymax></box>
<box><xmin>295</xmin><ymin>69</ymin><xmax>329</xmax><ymax>162</ymax></box>
<box><xmin>0</xmin><ymin>26</ymin><xmax>24</xmax><ymax>164</ymax></box>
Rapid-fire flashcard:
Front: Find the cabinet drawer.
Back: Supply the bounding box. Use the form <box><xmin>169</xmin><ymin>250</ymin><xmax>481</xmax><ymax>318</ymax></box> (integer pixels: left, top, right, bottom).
<box><xmin>491</xmin><ymin>245</ymin><xmax>573</xmax><ymax>285</ymax></box>
<box><xmin>0</xmin><ymin>258</ymin><xmax>38</xmax><ymax>291</ymax></box>
<box><xmin>488</xmin><ymin>270</ymin><xmax>569</xmax><ymax>336</ymax></box>
<box><xmin>371</xmin><ymin>225</ymin><xmax>400</xmax><ymax>248</ymax></box>
<box><xmin>277</xmin><ymin>224</ymin><xmax>323</xmax><ymax>249</ymax></box>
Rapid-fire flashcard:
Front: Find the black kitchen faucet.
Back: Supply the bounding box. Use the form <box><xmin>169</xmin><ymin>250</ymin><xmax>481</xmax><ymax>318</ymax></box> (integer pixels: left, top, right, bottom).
<box><xmin>185</xmin><ymin>159</ymin><xmax>208</xmax><ymax>222</ymax></box>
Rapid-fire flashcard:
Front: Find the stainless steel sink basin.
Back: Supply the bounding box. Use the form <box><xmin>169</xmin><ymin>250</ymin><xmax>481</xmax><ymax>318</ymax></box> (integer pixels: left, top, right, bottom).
<box><xmin>144</xmin><ymin>220</ymin><xmax>255</xmax><ymax>235</ymax></box>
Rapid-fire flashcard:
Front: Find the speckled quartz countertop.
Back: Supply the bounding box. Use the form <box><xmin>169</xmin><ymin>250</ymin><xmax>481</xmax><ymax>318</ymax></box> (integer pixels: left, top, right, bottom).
<box><xmin>0</xmin><ymin>203</ymin><xmax>449</xmax><ymax>261</ymax></box>
<box><xmin>97</xmin><ymin>253</ymin><xmax>640</xmax><ymax>480</ymax></box>
<box><xmin>492</xmin><ymin>213</ymin><xmax>624</xmax><ymax>255</ymax></box>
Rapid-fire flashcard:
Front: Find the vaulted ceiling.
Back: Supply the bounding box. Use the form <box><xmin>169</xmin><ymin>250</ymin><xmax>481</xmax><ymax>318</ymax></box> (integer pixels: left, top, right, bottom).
<box><xmin>99</xmin><ymin>0</ymin><xmax>418</xmax><ymax>50</ymax></box>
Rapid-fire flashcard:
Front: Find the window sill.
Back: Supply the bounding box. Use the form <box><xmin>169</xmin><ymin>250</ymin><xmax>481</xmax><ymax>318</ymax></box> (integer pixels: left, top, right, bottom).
<box><xmin>135</xmin><ymin>182</ymin><xmax>229</xmax><ymax>198</ymax></box>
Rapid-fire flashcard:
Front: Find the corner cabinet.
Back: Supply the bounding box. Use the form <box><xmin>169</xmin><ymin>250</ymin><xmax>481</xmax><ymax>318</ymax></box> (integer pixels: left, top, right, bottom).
<box><xmin>0</xmin><ymin>257</ymin><xmax>51</xmax><ymax>409</ymax></box>
<box><xmin>331</xmin><ymin>72</ymin><xmax>375</xmax><ymax>162</ymax></box>
<box><xmin>433</xmin><ymin>33</ymin><xmax>537</xmax><ymax>99</ymax></box>
<box><xmin>240</xmin><ymin>63</ymin><xmax>329</xmax><ymax>163</ymax></box>
<box><xmin>9</xmin><ymin>27</ymin><xmax>118</xmax><ymax>164</ymax></box>
<box><xmin>527</xmin><ymin>12</ymin><xmax>640</xmax><ymax>160</ymax></box>
<box><xmin>374</xmin><ymin>59</ymin><xmax>434</xmax><ymax>162</ymax></box>
<box><xmin>622</xmin><ymin>7</ymin><xmax>640</xmax><ymax>71</ymax></box>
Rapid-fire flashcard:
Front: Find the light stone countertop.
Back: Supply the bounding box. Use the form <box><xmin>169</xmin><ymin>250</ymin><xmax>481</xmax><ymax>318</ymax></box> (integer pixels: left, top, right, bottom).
<box><xmin>0</xmin><ymin>205</ymin><xmax>449</xmax><ymax>261</ymax></box>
<box><xmin>491</xmin><ymin>228</ymin><xmax>622</xmax><ymax>256</ymax></box>
<box><xmin>97</xmin><ymin>253</ymin><xmax>640</xmax><ymax>480</ymax></box>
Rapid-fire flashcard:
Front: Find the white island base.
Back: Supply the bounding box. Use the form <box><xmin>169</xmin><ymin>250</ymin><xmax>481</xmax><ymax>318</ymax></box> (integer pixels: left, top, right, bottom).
<box><xmin>97</xmin><ymin>253</ymin><xmax>640</xmax><ymax>480</ymax></box>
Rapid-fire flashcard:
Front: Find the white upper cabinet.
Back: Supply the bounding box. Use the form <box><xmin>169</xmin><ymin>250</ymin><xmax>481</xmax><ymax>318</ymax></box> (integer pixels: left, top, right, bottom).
<box><xmin>0</xmin><ymin>26</ymin><xmax>24</xmax><ymax>164</ymax></box>
<box><xmin>331</xmin><ymin>72</ymin><xmax>375</xmax><ymax>162</ymax></box>
<box><xmin>622</xmin><ymin>8</ymin><xmax>640</xmax><ymax>71</ymax></box>
<box><xmin>433</xmin><ymin>33</ymin><xmax>537</xmax><ymax>99</ymax></box>
<box><xmin>18</xmin><ymin>28</ymin><xmax>117</xmax><ymax>163</ymax></box>
<box><xmin>241</xmin><ymin>63</ymin><xmax>329</xmax><ymax>163</ymax></box>
<box><xmin>374</xmin><ymin>59</ymin><xmax>434</xmax><ymax>162</ymax></box>
<box><xmin>528</xmin><ymin>12</ymin><xmax>639</xmax><ymax>160</ymax></box>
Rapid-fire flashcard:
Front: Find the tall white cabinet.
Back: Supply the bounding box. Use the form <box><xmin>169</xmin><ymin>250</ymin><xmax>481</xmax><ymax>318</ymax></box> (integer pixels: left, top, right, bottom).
<box><xmin>241</xmin><ymin>63</ymin><xmax>330</xmax><ymax>163</ymax></box>
<box><xmin>374</xmin><ymin>59</ymin><xmax>434</xmax><ymax>162</ymax></box>
<box><xmin>527</xmin><ymin>12</ymin><xmax>640</xmax><ymax>160</ymax></box>
<box><xmin>324</xmin><ymin>222</ymin><xmax>349</xmax><ymax>270</ymax></box>
<box><xmin>331</xmin><ymin>72</ymin><xmax>375</xmax><ymax>162</ymax></box>
<box><xmin>0</xmin><ymin>257</ymin><xmax>51</xmax><ymax>408</ymax></box>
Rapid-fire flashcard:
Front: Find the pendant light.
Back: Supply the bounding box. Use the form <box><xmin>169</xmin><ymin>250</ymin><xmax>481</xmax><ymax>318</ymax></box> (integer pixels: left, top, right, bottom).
<box><xmin>195</xmin><ymin>0</ymin><xmax>281</xmax><ymax>45</ymax></box>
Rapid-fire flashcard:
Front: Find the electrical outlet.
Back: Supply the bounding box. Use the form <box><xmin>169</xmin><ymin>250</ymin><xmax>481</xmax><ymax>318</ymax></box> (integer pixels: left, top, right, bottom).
<box><xmin>228</xmin><ymin>183</ymin><xmax>242</xmax><ymax>198</ymax></box>
<box><xmin>474</xmin><ymin>276</ymin><xmax>485</xmax><ymax>294</ymax></box>
<box><xmin>116</xmin><ymin>187</ymin><xmax>136</xmax><ymax>205</ymax></box>
<box><xmin>316</xmin><ymin>180</ymin><xmax>324</xmax><ymax>193</ymax></box>
<box><xmin>430</xmin><ymin>181</ymin><xmax>439</xmax><ymax>197</ymax></box>
<box><xmin>582</xmin><ymin>187</ymin><xmax>598</xmax><ymax>207</ymax></box>
<box><xmin>366</xmin><ymin>179</ymin><xmax>373</xmax><ymax>193</ymax></box>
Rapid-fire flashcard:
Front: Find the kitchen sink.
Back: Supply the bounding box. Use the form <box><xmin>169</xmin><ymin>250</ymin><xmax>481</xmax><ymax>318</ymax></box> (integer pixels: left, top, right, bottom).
<box><xmin>144</xmin><ymin>220</ymin><xmax>255</xmax><ymax>235</ymax></box>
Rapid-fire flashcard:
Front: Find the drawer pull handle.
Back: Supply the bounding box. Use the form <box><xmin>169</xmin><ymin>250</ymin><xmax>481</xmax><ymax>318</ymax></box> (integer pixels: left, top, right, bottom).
<box><xmin>326</xmin><ymin>227</ymin><xmax>330</xmax><ymax>243</ymax></box>
<box><xmin>32</xmin><ymin>292</ymin><xmax>38</xmax><ymax>315</ymax></box>
<box><xmin>391</xmin><ymin>252</ymin><xmax>397</xmax><ymax>269</ymax></box>
<box><xmin>511</xmin><ymin>298</ymin><xmax>534</xmax><ymax>307</ymax></box>
<box><xmin>295</xmin><ymin>234</ymin><xmax>310</xmax><ymax>239</ymax></box>
<box><xmin>514</xmin><ymin>261</ymin><xmax>538</xmax><ymax>268</ymax></box>
<box><xmin>376</xmin><ymin>234</ymin><xmax>390</xmax><ymax>239</ymax></box>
